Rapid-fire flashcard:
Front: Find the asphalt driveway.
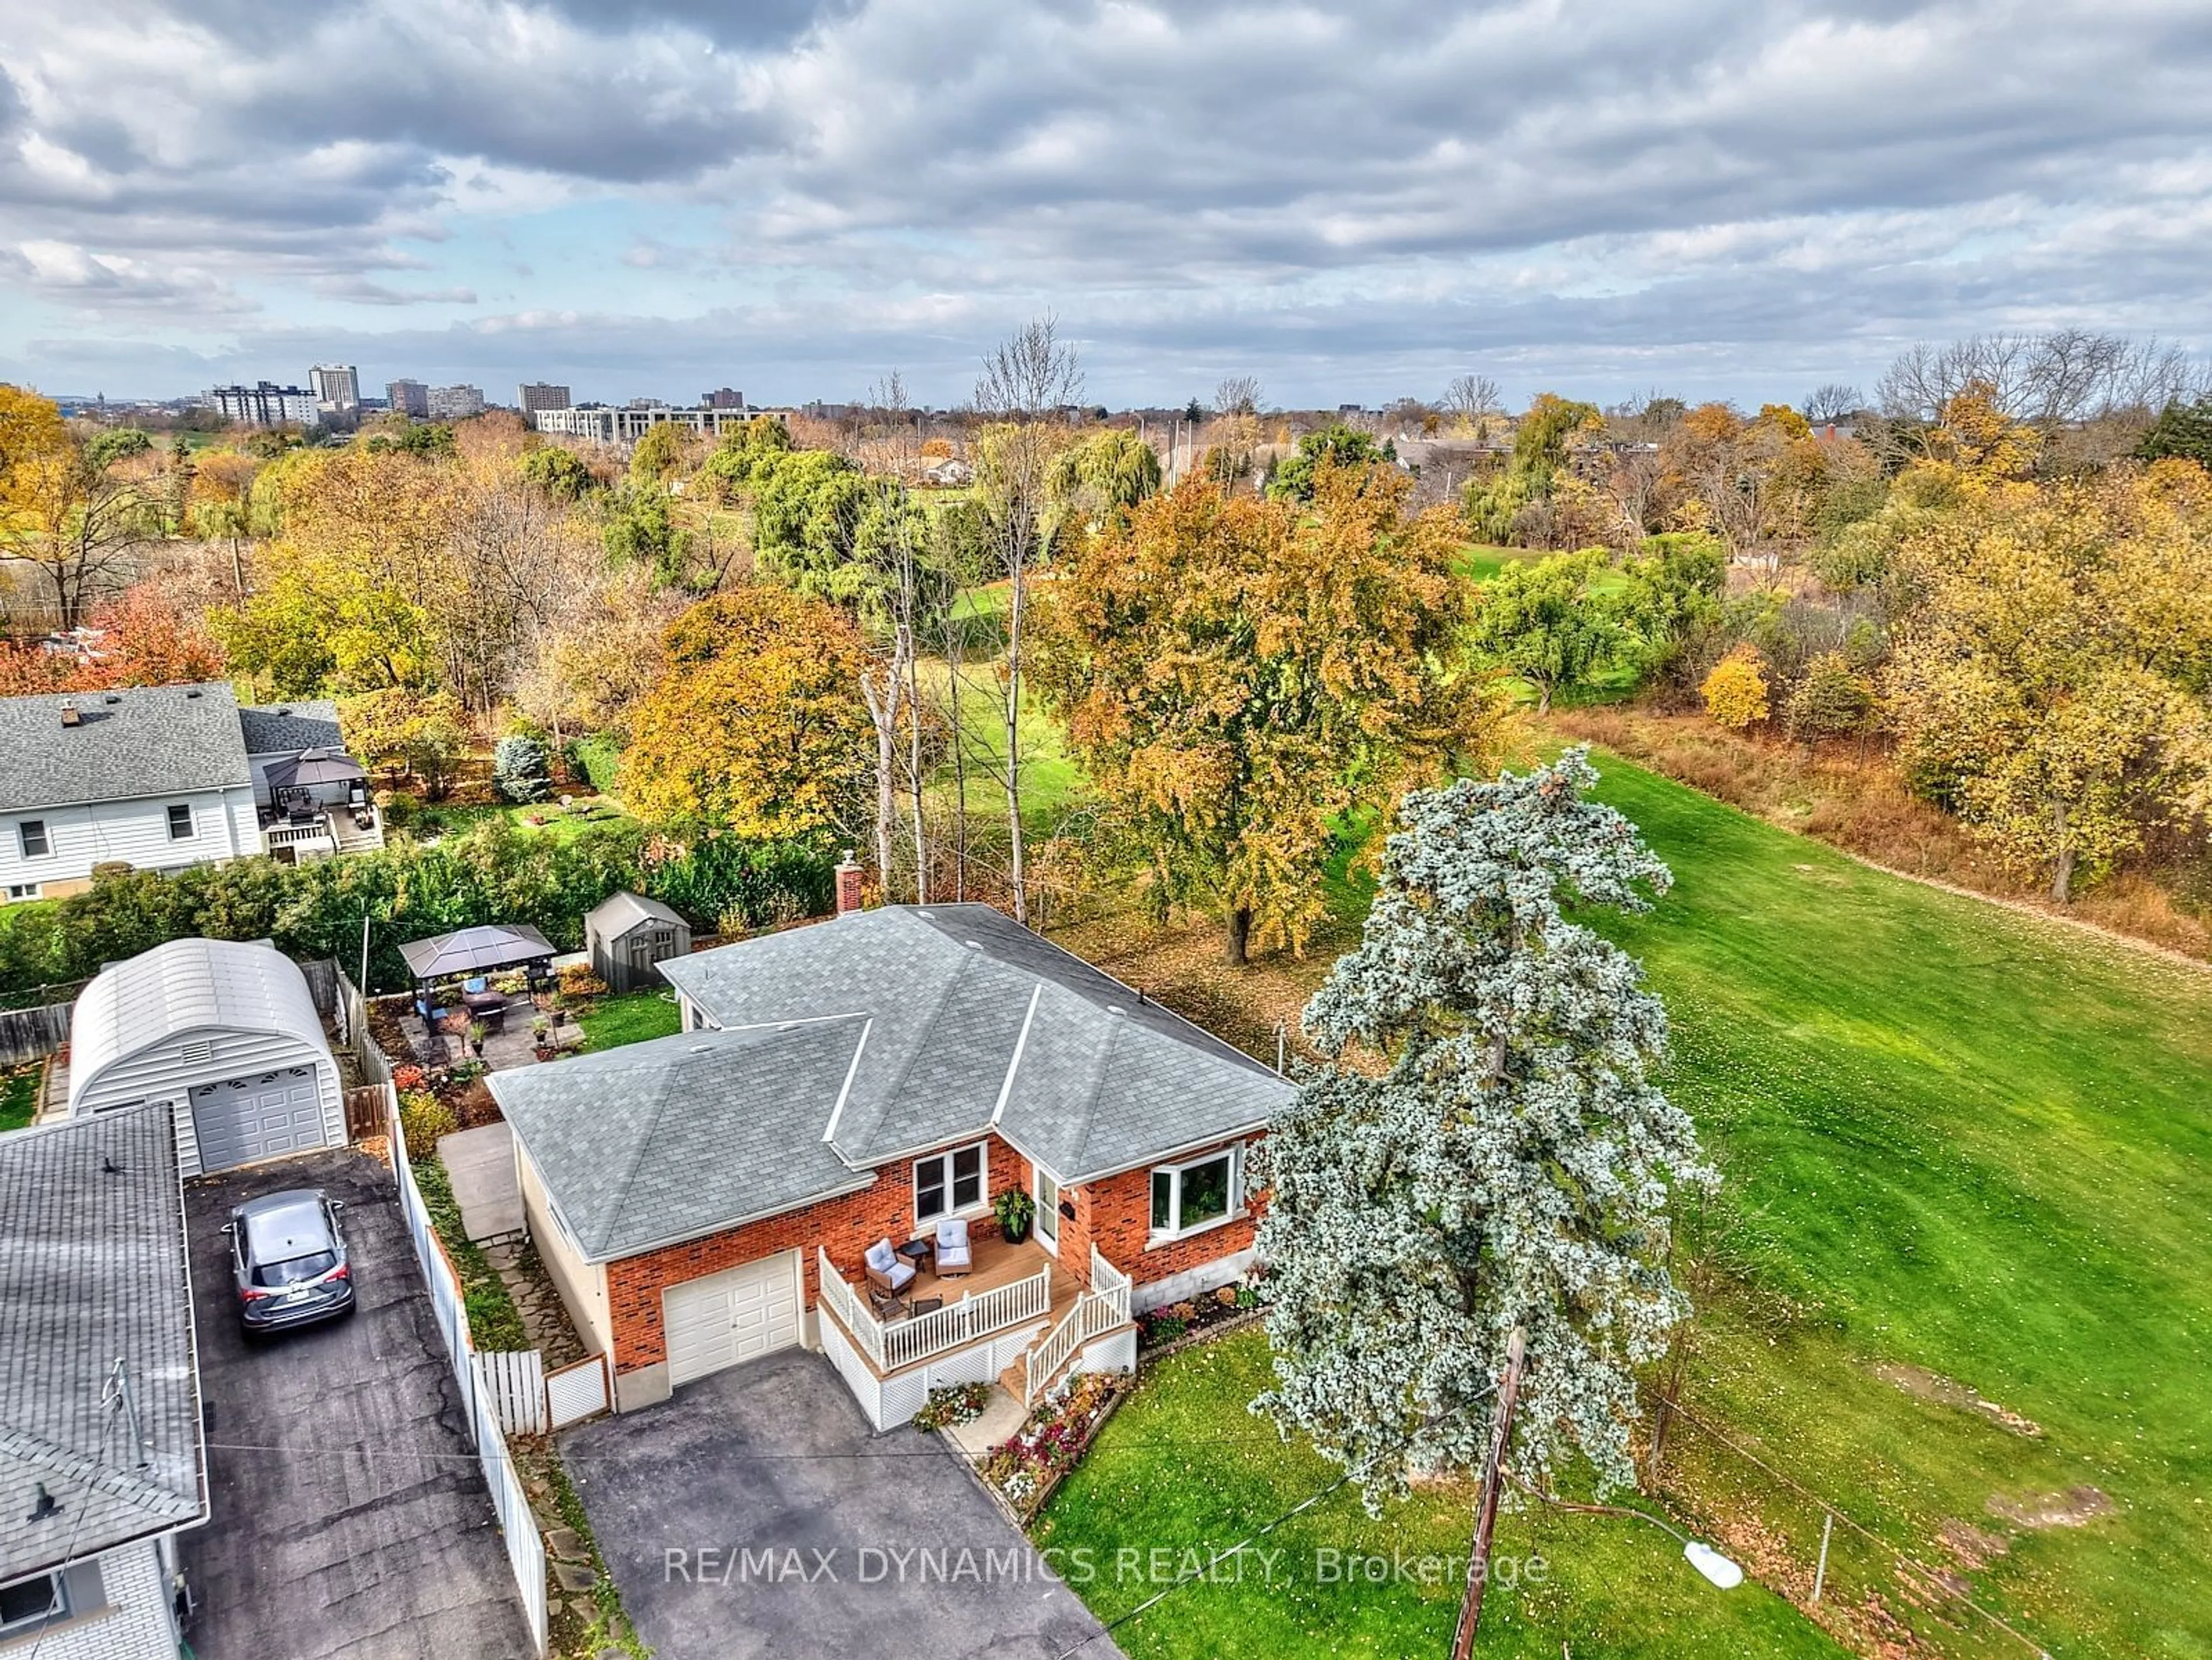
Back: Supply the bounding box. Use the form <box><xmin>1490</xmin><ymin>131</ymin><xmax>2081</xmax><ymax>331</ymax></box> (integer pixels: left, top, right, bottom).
<box><xmin>180</xmin><ymin>1148</ymin><xmax>533</xmax><ymax>1660</ymax></box>
<box><xmin>563</xmin><ymin>1349</ymin><xmax>1122</xmax><ymax>1660</ymax></box>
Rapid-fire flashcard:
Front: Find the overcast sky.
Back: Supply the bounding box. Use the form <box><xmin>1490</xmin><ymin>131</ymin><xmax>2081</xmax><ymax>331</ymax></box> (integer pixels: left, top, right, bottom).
<box><xmin>1</xmin><ymin>0</ymin><xmax>2207</xmax><ymax>409</ymax></box>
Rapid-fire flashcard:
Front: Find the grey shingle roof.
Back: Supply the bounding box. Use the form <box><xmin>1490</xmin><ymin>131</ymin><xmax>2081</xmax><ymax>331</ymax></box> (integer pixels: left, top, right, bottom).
<box><xmin>487</xmin><ymin>1022</ymin><xmax>876</xmax><ymax>1261</ymax></box>
<box><xmin>585</xmin><ymin>891</ymin><xmax>686</xmax><ymax>939</ymax></box>
<box><xmin>237</xmin><ymin>699</ymin><xmax>342</xmax><ymax>757</ymax></box>
<box><xmin>0</xmin><ymin>1104</ymin><xmax>204</xmax><ymax>1581</ymax></box>
<box><xmin>660</xmin><ymin>903</ymin><xmax>1290</xmax><ymax>1181</ymax></box>
<box><xmin>0</xmin><ymin>682</ymin><xmax>249</xmax><ymax>813</ymax></box>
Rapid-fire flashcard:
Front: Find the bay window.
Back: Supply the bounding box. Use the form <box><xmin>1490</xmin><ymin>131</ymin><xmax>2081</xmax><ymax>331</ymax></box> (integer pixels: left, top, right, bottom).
<box><xmin>1150</xmin><ymin>1145</ymin><xmax>1240</xmax><ymax>1239</ymax></box>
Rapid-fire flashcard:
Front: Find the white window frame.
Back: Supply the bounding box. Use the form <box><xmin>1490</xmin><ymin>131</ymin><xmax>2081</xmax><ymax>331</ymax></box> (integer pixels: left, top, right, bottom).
<box><xmin>17</xmin><ymin>820</ymin><xmax>49</xmax><ymax>860</ymax></box>
<box><xmin>4</xmin><ymin>883</ymin><xmax>40</xmax><ymax>902</ymax></box>
<box><xmin>1149</xmin><ymin>1144</ymin><xmax>1243</xmax><ymax>1243</ymax></box>
<box><xmin>913</xmin><ymin>1140</ymin><xmax>989</xmax><ymax>1227</ymax></box>
<box><xmin>0</xmin><ymin>1569</ymin><xmax>67</xmax><ymax>1635</ymax></box>
<box><xmin>166</xmin><ymin>801</ymin><xmax>195</xmax><ymax>840</ymax></box>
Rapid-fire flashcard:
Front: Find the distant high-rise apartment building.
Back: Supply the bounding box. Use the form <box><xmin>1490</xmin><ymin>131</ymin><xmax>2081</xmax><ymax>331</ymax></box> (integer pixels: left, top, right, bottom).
<box><xmin>518</xmin><ymin>383</ymin><xmax>571</xmax><ymax>415</ymax></box>
<box><xmin>532</xmin><ymin>404</ymin><xmax>762</xmax><ymax>443</ymax></box>
<box><xmin>701</xmin><ymin>387</ymin><xmax>745</xmax><ymax>409</ymax></box>
<box><xmin>386</xmin><ymin>379</ymin><xmax>430</xmax><ymax>418</ymax></box>
<box><xmin>206</xmin><ymin>382</ymin><xmax>319</xmax><ymax>428</ymax></box>
<box><xmin>426</xmin><ymin>385</ymin><xmax>486</xmax><ymax>420</ymax></box>
<box><xmin>309</xmin><ymin>363</ymin><xmax>361</xmax><ymax>409</ymax></box>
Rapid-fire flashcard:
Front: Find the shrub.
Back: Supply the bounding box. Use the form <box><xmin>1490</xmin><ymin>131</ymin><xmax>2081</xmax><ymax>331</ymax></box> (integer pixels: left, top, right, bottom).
<box><xmin>557</xmin><ymin>965</ymin><xmax>609</xmax><ymax>1001</ymax></box>
<box><xmin>1701</xmin><ymin>644</ymin><xmax>1771</xmax><ymax>729</ymax></box>
<box><xmin>1142</xmin><ymin>1313</ymin><xmax>1187</xmax><ymax>1345</ymax></box>
<box><xmin>1786</xmin><ymin>651</ymin><xmax>1880</xmax><ymax>741</ymax></box>
<box><xmin>493</xmin><ymin>735</ymin><xmax>552</xmax><ymax>804</ymax></box>
<box><xmin>569</xmin><ymin>733</ymin><xmax>623</xmax><ymax>794</ymax></box>
<box><xmin>398</xmin><ymin>1089</ymin><xmax>456</xmax><ymax>1149</ymax></box>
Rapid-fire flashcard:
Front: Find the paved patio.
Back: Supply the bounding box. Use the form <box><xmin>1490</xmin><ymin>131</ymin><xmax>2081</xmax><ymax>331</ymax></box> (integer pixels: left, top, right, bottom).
<box><xmin>441</xmin><ymin>1120</ymin><xmax>523</xmax><ymax>1241</ymax></box>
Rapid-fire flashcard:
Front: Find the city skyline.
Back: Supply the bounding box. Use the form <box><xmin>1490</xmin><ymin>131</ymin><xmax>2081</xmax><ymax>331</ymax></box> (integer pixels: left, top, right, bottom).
<box><xmin>2</xmin><ymin>1</ymin><xmax>2208</xmax><ymax>410</ymax></box>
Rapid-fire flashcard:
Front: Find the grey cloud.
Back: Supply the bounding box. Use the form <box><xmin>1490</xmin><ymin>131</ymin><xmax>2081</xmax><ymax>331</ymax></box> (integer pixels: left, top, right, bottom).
<box><xmin>1</xmin><ymin>0</ymin><xmax>2207</xmax><ymax>399</ymax></box>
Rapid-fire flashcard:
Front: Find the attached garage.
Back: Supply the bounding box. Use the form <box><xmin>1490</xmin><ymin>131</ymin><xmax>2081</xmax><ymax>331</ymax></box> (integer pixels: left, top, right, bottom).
<box><xmin>663</xmin><ymin>1251</ymin><xmax>802</xmax><ymax>1386</ymax></box>
<box><xmin>68</xmin><ymin>937</ymin><xmax>344</xmax><ymax>1177</ymax></box>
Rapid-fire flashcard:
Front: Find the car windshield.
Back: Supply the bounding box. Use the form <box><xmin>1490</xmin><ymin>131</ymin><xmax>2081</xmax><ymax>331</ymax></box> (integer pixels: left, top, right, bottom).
<box><xmin>253</xmin><ymin>1251</ymin><xmax>337</xmax><ymax>1287</ymax></box>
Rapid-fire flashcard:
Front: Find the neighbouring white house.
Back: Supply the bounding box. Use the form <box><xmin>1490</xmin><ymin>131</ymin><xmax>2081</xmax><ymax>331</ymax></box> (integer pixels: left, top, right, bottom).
<box><xmin>66</xmin><ymin>938</ymin><xmax>346</xmax><ymax>1178</ymax></box>
<box><xmin>0</xmin><ymin>683</ymin><xmax>382</xmax><ymax>903</ymax></box>
<box><xmin>0</xmin><ymin>1103</ymin><xmax>207</xmax><ymax>1659</ymax></box>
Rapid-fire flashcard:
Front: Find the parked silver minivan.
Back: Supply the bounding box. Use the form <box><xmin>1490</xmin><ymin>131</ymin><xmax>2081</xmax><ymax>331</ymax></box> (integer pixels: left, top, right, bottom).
<box><xmin>224</xmin><ymin>1188</ymin><xmax>355</xmax><ymax>1332</ymax></box>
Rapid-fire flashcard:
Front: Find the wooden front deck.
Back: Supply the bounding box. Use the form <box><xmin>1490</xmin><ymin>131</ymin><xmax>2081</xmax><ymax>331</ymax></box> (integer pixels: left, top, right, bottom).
<box><xmin>828</xmin><ymin>1234</ymin><xmax>1082</xmax><ymax>1382</ymax></box>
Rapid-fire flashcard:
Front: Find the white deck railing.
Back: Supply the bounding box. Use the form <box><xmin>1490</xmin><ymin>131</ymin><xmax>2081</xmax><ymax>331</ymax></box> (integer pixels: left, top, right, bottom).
<box><xmin>816</xmin><ymin>1247</ymin><xmax>1054</xmax><ymax>1374</ymax></box>
<box><xmin>1023</xmin><ymin>1290</ymin><xmax>1122</xmax><ymax>1404</ymax></box>
<box><xmin>1089</xmin><ymin>1247</ymin><xmax>1131</xmax><ymax>1321</ymax></box>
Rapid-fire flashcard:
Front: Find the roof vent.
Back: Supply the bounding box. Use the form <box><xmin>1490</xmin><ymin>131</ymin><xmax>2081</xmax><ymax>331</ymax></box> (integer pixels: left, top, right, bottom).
<box><xmin>965</xmin><ymin>940</ymin><xmax>982</xmax><ymax>949</ymax></box>
<box><xmin>59</xmin><ymin>704</ymin><xmax>80</xmax><ymax>728</ymax></box>
<box><xmin>25</xmin><ymin>1484</ymin><xmax>60</xmax><ymax>1524</ymax></box>
<box><xmin>689</xmin><ymin>1043</ymin><xmax>713</xmax><ymax>1054</ymax></box>
<box><xmin>184</xmin><ymin>689</ymin><xmax>202</xmax><ymax>698</ymax></box>
<box><xmin>1108</xmin><ymin>1004</ymin><xmax>1124</xmax><ymax>1015</ymax></box>
<box><xmin>102</xmin><ymin>693</ymin><xmax>120</xmax><ymax>705</ymax></box>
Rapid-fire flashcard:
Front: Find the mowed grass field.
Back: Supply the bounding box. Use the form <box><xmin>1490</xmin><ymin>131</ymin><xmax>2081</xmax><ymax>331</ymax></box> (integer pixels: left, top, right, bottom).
<box><xmin>1040</xmin><ymin>750</ymin><xmax>2212</xmax><ymax>1658</ymax></box>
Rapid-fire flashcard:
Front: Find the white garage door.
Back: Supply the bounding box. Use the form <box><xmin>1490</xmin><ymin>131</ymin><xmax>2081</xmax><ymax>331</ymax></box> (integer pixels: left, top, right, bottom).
<box><xmin>664</xmin><ymin>1253</ymin><xmax>802</xmax><ymax>1386</ymax></box>
<box><xmin>190</xmin><ymin>1068</ymin><xmax>331</xmax><ymax>1171</ymax></box>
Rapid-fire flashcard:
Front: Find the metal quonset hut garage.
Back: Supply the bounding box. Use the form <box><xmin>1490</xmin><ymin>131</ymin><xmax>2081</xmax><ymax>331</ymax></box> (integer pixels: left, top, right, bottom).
<box><xmin>584</xmin><ymin>891</ymin><xmax>691</xmax><ymax>993</ymax></box>
<box><xmin>67</xmin><ymin>937</ymin><xmax>344</xmax><ymax>1177</ymax></box>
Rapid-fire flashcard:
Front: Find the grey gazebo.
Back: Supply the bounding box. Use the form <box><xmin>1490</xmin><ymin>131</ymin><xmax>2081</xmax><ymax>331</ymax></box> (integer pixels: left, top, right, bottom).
<box><xmin>399</xmin><ymin>923</ymin><xmax>558</xmax><ymax>985</ymax></box>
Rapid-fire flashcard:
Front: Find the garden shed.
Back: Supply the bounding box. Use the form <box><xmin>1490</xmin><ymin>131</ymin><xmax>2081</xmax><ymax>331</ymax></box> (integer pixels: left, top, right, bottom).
<box><xmin>67</xmin><ymin>937</ymin><xmax>344</xmax><ymax>1177</ymax></box>
<box><xmin>585</xmin><ymin>891</ymin><xmax>692</xmax><ymax>993</ymax></box>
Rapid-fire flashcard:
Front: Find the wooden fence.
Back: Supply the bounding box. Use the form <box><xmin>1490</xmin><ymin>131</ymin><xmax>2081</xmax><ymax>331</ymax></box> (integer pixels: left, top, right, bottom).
<box><xmin>0</xmin><ymin>1001</ymin><xmax>70</xmax><ymax>1067</ymax></box>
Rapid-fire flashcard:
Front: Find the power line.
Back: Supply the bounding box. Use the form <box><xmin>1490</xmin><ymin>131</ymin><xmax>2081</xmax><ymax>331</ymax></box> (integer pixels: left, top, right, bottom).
<box><xmin>1665</xmin><ymin>1402</ymin><xmax>2051</xmax><ymax>1658</ymax></box>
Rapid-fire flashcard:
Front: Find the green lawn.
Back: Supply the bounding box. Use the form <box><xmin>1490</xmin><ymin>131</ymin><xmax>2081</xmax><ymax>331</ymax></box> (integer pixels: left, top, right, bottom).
<box><xmin>1048</xmin><ymin>750</ymin><xmax>2212</xmax><ymax>1658</ymax></box>
<box><xmin>0</xmin><ymin>1065</ymin><xmax>39</xmax><ymax>1132</ymax></box>
<box><xmin>1039</xmin><ymin>1330</ymin><xmax>1846</xmax><ymax>1659</ymax></box>
<box><xmin>1578</xmin><ymin>753</ymin><xmax>2212</xmax><ymax>1659</ymax></box>
<box><xmin>576</xmin><ymin>989</ymin><xmax>683</xmax><ymax>1052</ymax></box>
<box><xmin>405</xmin><ymin>797</ymin><xmax>637</xmax><ymax>847</ymax></box>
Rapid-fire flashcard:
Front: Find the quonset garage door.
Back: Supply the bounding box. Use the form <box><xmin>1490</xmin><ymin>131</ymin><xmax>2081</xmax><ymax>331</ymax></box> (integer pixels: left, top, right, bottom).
<box><xmin>190</xmin><ymin>1067</ymin><xmax>331</xmax><ymax>1171</ymax></box>
<box><xmin>663</xmin><ymin>1252</ymin><xmax>802</xmax><ymax>1386</ymax></box>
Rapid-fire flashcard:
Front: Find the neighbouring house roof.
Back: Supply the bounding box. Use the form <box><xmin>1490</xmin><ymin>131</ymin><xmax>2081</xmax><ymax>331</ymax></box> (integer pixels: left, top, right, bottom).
<box><xmin>585</xmin><ymin>891</ymin><xmax>686</xmax><ymax>940</ymax></box>
<box><xmin>489</xmin><ymin>1020</ymin><xmax>876</xmax><ymax>1261</ymax></box>
<box><xmin>69</xmin><ymin>937</ymin><xmax>333</xmax><ymax>1114</ymax></box>
<box><xmin>397</xmin><ymin>924</ymin><xmax>558</xmax><ymax>981</ymax></box>
<box><xmin>237</xmin><ymin>699</ymin><xmax>342</xmax><ymax>758</ymax></box>
<box><xmin>497</xmin><ymin>904</ymin><xmax>1291</xmax><ymax>1261</ymax></box>
<box><xmin>0</xmin><ymin>1103</ymin><xmax>206</xmax><ymax>1582</ymax></box>
<box><xmin>0</xmin><ymin>682</ymin><xmax>249</xmax><ymax>814</ymax></box>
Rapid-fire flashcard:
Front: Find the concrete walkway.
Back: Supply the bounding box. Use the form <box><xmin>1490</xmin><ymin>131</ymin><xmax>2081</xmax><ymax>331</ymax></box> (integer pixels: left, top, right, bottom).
<box><xmin>441</xmin><ymin>1120</ymin><xmax>524</xmax><ymax>1241</ymax></box>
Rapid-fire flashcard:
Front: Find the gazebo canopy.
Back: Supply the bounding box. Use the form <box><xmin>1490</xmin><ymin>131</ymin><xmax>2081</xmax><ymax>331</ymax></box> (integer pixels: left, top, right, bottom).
<box><xmin>265</xmin><ymin>747</ymin><xmax>367</xmax><ymax>790</ymax></box>
<box><xmin>399</xmin><ymin>923</ymin><xmax>556</xmax><ymax>981</ymax></box>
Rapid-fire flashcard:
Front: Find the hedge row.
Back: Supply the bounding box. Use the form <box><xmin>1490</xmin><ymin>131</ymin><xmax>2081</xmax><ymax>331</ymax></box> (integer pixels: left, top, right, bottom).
<box><xmin>0</xmin><ymin>818</ymin><xmax>835</xmax><ymax>998</ymax></box>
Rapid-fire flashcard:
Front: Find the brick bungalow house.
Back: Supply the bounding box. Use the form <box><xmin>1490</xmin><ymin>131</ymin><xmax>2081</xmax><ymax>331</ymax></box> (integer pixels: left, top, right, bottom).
<box><xmin>489</xmin><ymin>902</ymin><xmax>1290</xmax><ymax>1424</ymax></box>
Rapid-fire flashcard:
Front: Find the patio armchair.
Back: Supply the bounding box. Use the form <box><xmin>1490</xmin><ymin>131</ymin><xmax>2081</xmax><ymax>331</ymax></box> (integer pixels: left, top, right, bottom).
<box><xmin>863</xmin><ymin>1238</ymin><xmax>916</xmax><ymax>1296</ymax></box>
<box><xmin>934</xmin><ymin>1217</ymin><xmax>972</xmax><ymax>1277</ymax></box>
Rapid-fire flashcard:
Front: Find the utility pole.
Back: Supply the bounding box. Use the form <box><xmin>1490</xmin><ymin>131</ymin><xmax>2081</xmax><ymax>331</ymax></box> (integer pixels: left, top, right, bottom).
<box><xmin>1449</xmin><ymin>1326</ymin><xmax>1526</xmax><ymax>1660</ymax></box>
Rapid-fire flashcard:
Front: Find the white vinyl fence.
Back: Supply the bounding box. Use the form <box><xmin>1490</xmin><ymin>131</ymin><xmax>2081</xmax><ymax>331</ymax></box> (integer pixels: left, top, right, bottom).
<box><xmin>546</xmin><ymin>1354</ymin><xmax>612</xmax><ymax>1430</ymax></box>
<box><xmin>475</xmin><ymin>1351</ymin><xmax>549</xmax><ymax>1435</ymax></box>
<box><xmin>387</xmin><ymin>1083</ymin><xmax>550</xmax><ymax>1655</ymax></box>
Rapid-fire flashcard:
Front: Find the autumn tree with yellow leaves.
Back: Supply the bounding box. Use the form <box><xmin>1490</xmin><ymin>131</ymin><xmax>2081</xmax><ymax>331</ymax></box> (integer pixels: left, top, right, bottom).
<box><xmin>1038</xmin><ymin>463</ymin><xmax>1509</xmax><ymax>966</ymax></box>
<box><xmin>623</xmin><ymin>585</ymin><xmax>874</xmax><ymax>844</ymax></box>
<box><xmin>1884</xmin><ymin>461</ymin><xmax>2212</xmax><ymax>901</ymax></box>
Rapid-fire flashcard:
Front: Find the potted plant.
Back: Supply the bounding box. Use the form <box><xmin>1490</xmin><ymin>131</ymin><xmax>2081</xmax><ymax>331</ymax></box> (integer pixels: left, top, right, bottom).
<box><xmin>531</xmin><ymin>1014</ymin><xmax>555</xmax><ymax>1062</ymax></box>
<box><xmin>993</xmin><ymin>1185</ymin><xmax>1036</xmax><ymax>1245</ymax></box>
<box><xmin>466</xmin><ymin>1020</ymin><xmax>488</xmax><ymax>1058</ymax></box>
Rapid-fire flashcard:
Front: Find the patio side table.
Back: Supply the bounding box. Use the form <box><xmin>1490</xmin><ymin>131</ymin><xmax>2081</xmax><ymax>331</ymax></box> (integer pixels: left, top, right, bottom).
<box><xmin>896</xmin><ymin>1238</ymin><xmax>934</xmax><ymax>1276</ymax></box>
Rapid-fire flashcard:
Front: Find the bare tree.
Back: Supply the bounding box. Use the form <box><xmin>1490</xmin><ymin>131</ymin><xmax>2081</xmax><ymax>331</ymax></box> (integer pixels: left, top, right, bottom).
<box><xmin>1878</xmin><ymin>331</ymin><xmax>2202</xmax><ymax>427</ymax></box>
<box><xmin>1802</xmin><ymin>383</ymin><xmax>1865</xmax><ymax>423</ymax></box>
<box><xmin>1213</xmin><ymin>376</ymin><xmax>1264</xmax><ymax>417</ymax></box>
<box><xmin>971</xmin><ymin>314</ymin><xmax>1084</xmax><ymax>926</ymax></box>
<box><xmin>1445</xmin><ymin>373</ymin><xmax>1504</xmax><ymax>419</ymax></box>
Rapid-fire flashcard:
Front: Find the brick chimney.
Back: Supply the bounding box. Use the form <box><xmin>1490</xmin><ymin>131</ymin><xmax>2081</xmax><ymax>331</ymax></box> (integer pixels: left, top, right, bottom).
<box><xmin>834</xmin><ymin>850</ymin><xmax>864</xmax><ymax>917</ymax></box>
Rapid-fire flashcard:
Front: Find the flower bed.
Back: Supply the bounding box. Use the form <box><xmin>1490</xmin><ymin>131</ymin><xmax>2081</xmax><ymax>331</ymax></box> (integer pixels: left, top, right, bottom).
<box><xmin>913</xmin><ymin>1382</ymin><xmax>993</xmax><ymax>1432</ymax></box>
<box><xmin>1136</xmin><ymin>1280</ymin><xmax>1263</xmax><ymax>1352</ymax></box>
<box><xmin>978</xmin><ymin>1370</ymin><xmax>1130</xmax><ymax>1520</ymax></box>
